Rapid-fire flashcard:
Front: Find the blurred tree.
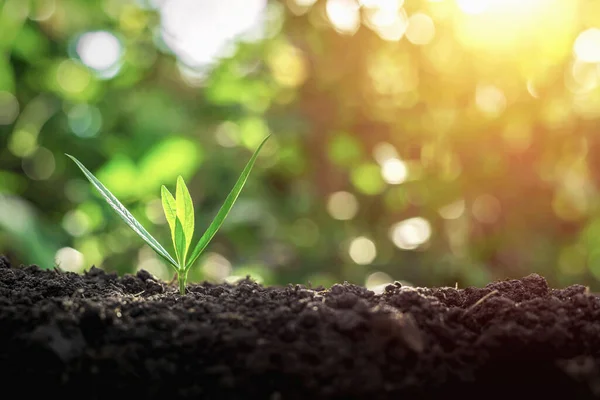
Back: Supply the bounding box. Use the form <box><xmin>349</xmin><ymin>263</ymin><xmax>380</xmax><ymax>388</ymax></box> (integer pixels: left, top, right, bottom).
<box><xmin>2</xmin><ymin>0</ymin><xmax>600</xmax><ymax>290</ymax></box>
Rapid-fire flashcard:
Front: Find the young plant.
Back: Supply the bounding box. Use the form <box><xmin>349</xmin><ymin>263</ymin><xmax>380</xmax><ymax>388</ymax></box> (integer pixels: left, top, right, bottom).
<box><xmin>66</xmin><ymin>135</ymin><xmax>270</xmax><ymax>294</ymax></box>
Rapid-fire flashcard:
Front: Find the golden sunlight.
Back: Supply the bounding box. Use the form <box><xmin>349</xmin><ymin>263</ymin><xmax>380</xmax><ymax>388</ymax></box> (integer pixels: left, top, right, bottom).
<box><xmin>453</xmin><ymin>0</ymin><xmax>578</xmax><ymax>60</ymax></box>
<box><xmin>326</xmin><ymin>0</ymin><xmax>361</xmax><ymax>35</ymax></box>
<box><xmin>456</xmin><ymin>0</ymin><xmax>544</xmax><ymax>15</ymax></box>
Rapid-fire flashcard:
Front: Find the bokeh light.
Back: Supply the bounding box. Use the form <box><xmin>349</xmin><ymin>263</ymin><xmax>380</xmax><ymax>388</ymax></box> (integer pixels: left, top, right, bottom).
<box><xmin>457</xmin><ymin>0</ymin><xmax>544</xmax><ymax>16</ymax></box>
<box><xmin>390</xmin><ymin>218</ymin><xmax>432</xmax><ymax>250</ymax></box>
<box><xmin>351</xmin><ymin>163</ymin><xmax>386</xmax><ymax>195</ymax></box>
<box><xmin>159</xmin><ymin>0</ymin><xmax>267</xmax><ymax>67</ymax></box>
<box><xmin>54</xmin><ymin>247</ymin><xmax>84</xmax><ymax>272</ymax></box>
<box><xmin>349</xmin><ymin>236</ymin><xmax>377</xmax><ymax>265</ymax></box>
<box><xmin>365</xmin><ymin>271</ymin><xmax>393</xmax><ymax>294</ymax></box>
<box><xmin>67</xmin><ymin>104</ymin><xmax>102</xmax><ymax>138</ymax></box>
<box><xmin>21</xmin><ymin>147</ymin><xmax>56</xmax><ymax>181</ymax></box>
<box><xmin>574</xmin><ymin>28</ymin><xmax>600</xmax><ymax>63</ymax></box>
<box><xmin>438</xmin><ymin>199</ymin><xmax>466</xmax><ymax>220</ymax></box>
<box><xmin>6</xmin><ymin>0</ymin><xmax>600</xmax><ymax>292</ymax></box>
<box><xmin>359</xmin><ymin>0</ymin><xmax>404</xmax><ymax>8</ymax></box>
<box><xmin>56</xmin><ymin>60</ymin><xmax>91</xmax><ymax>94</ymax></box>
<box><xmin>76</xmin><ymin>31</ymin><xmax>122</xmax><ymax>75</ymax></box>
<box><xmin>295</xmin><ymin>0</ymin><xmax>318</xmax><ymax>6</ymax></box>
<box><xmin>9</xmin><ymin>129</ymin><xmax>38</xmax><ymax>158</ymax></box>
<box><xmin>364</xmin><ymin>5</ymin><xmax>408</xmax><ymax>41</ymax></box>
<box><xmin>326</xmin><ymin>0</ymin><xmax>361</xmax><ymax>35</ymax></box>
<box><xmin>201</xmin><ymin>252</ymin><xmax>233</xmax><ymax>282</ymax></box>
<box><xmin>215</xmin><ymin>121</ymin><xmax>241</xmax><ymax>148</ymax></box>
<box><xmin>456</xmin><ymin>0</ymin><xmax>487</xmax><ymax>15</ymax></box>
<box><xmin>373</xmin><ymin>142</ymin><xmax>398</xmax><ymax>165</ymax></box>
<box><xmin>62</xmin><ymin>210</ymin><xmax>91</xmax><ymax>237</ymax></box>
<box><xmin>405</xmin><ymin>13</ymin><xmax>435</xmax><ymax>45</ymax></box>
<box><xmin>381</xmin><ymin>158</ymin><xmax>408</xmax><ymax>184</ymax></box>
<box><xmin>145</xmin><ymin>199</ymin><xmax>167</xmax><ymax>225</ymax></box>
<box><xmin>0</xmin><ymin>92</ymin><xmax>19</xmax><ymax>125</ymax></box>
<box><xmin>475</xmin><ymin>84</ymin><xmax>507</xmax><ymax>117</ymax></box>
<box><xmin>137</xmin><ymin>247</ymin><xmax>170</xmax><ymax>281</ymax></box>
<box><xmin>30</xmin><ymin>0</ymin><xmax>56</xmax><ymax>21</ymax></box>
<box><xmin>267</xmin><ymin>41</ymin><xmax>308</xmax><ymax>87</ymax></box>
<box><xmin>327</xmin><ymin>191</ymin><xmax>359</xmax><ymax>220</ymax></box>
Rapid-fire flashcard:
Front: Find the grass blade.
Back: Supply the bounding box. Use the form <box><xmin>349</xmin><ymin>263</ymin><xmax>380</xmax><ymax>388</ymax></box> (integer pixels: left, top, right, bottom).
<box><xmin>161</xmin><ymin>185</ymin><xmax>177</xmax><ymax>243</ymax></box>
<box><xmin>66</xmin><ymin>154</ymin><xmax>178</xmax><ymax>268</ymax></box>
<box><xmin>186</xmin><ymin>135</ymin><xmax>270</xmax><ymax>269</ymax></box>
<box><xmin>176</xmin><ymin>176</ymin><xmax>194</xmax><ymax>256</ymax></box>
<box><xmin>174</xmin><ymin>217</ymin><xmax>187</xmax><ymax>267</ymax></box>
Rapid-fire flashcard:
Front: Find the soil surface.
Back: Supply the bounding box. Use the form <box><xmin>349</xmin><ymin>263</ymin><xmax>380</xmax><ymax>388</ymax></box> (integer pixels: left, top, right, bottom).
<box><xmin>2</xmin><ymin>255</ymin><xmax>600</xmax><ymax>399</ymax></box>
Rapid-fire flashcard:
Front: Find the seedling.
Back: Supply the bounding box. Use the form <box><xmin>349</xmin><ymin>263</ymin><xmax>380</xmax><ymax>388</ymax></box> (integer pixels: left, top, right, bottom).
<box><xmin>66</xmin><ymin>135</ymin><xmax>270</xmax><ymax>294</ymax></box>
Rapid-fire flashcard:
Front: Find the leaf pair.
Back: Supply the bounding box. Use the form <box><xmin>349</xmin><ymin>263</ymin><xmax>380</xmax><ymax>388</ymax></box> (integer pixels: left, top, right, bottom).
<box><xmin>161</xmin><ymin>177</ymin><xmax>194</xmax><ymax>268</ymax></box>
<box><xmin>66</xmin><ymin>134</ymin><xmax>270</xmax><ymax>294</ymax></box>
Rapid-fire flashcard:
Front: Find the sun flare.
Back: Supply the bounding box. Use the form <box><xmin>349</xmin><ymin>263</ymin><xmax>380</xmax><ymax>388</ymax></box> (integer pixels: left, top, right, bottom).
<box><xmin>457</xmin><ymin>0</ymin><xmax>545</xmax><ymax>16</ymax></box>
<box><xmin>453</xmin><ymin>0</ymin><xmax>578</xmax><ymax>59</ymax></box>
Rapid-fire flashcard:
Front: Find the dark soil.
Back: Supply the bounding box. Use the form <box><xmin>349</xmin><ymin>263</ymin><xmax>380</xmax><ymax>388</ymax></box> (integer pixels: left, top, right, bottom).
<box><xmin>2</xmin><ymin>255</ymin><xmax>600</xmax><ymax>399</ymax></box>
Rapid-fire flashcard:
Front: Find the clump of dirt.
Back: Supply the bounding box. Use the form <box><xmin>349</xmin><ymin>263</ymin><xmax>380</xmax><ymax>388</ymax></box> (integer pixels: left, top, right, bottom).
<box><xmin>2</xmin><ymin>254</ymin><xmax>600</xmax><ymax>399</ymax></box>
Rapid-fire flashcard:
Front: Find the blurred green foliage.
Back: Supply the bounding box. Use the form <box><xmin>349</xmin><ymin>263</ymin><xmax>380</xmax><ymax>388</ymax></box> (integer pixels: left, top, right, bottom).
<box><xmin>2</xmin><ymin>0</ymin><xmax>600</xmax><ymax>290</ymax></box>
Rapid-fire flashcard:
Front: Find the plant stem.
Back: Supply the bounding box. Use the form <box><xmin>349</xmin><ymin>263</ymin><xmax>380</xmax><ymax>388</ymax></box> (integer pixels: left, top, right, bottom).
<box><xmin>178</xmin><ymin>270</ymin><xmax>188</xmax><ymax>295</ymax></box>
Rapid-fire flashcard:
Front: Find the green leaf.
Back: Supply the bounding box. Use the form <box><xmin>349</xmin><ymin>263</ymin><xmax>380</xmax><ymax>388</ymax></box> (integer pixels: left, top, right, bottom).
<box><xmin>176</xmin><ymin>176</ymin><xmax>194</xmax><ymax>255</ymax></box>
<box><xmin>174</xmin><ymin>217</ymin><xmax>187</xmax><ymax>267</ymax></box>
<box><xmin>186</xmin><ymin>135</ymin><xmax>270</xmax><ymax>269</ymax></box>
<box><xmin>66</xmin><ymin>154</ymin><xmax>179</xmax><ymax>269</ymax></box>
<box><xmin>161</xmin><ymin>185</ymin><xmax>177</xmax><ymax>242</ymax></box>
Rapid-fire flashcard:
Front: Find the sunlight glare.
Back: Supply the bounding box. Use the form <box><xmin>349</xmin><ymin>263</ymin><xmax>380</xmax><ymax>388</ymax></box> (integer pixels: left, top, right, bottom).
<box><xmin>294</xmin><ymin>0</ymin><xmax>317</xmax><ymax>6</ymax></box>
<box><xmin>454</xmin><ymin>0</ymin><xmax>573</xmax><ymax>56</ymax></box>
<box><xmin>326</xmin><ymin>0</ymin><xmax>361</xmax><ymax>35</ymax></box>
<box><xmin>160</xmin><ymin>0</ymin><xmax>267</xmax><ymax>67</ymax></box>
<box><xmin>381</xmin><ymin>158</ymin><xmax>408</xmax><ymax>184</ymax></box>
<box><xmin>359</xmin><ymin>0</ymin><xmax>403</xmax><ymax>9</ymax></box>
<box><xmin>574</xmin><ymin>28</ymin><xmax>600</xmax><ymax>63</ymax></box>
<box><xmin>456</xmin><ymin>0</ymin><xmax>486</xmax><ymax>15</ymax></box>
<box><xmin>457</xmin><ymin>0</ymin><xmax>544</xmax><ymax>16</ymax></box>
<box><xmin>364</xmin><ymin>6</ymin><xmax>409</xmax><ymax>41</ymax></box>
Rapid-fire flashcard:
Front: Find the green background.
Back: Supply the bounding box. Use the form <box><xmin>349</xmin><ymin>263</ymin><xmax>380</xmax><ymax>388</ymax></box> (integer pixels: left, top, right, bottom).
<box><xmin>2</xmin><ymin>0</ymin><xmax>600</xmax><ymax>291</ymax></box>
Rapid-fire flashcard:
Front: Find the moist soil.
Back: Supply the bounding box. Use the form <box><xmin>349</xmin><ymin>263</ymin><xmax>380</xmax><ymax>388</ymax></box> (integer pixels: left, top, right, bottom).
<box><xmin>2</xmin><ymin>255</ymin><xmax>600</xmax><ymax>399</ymax></box>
